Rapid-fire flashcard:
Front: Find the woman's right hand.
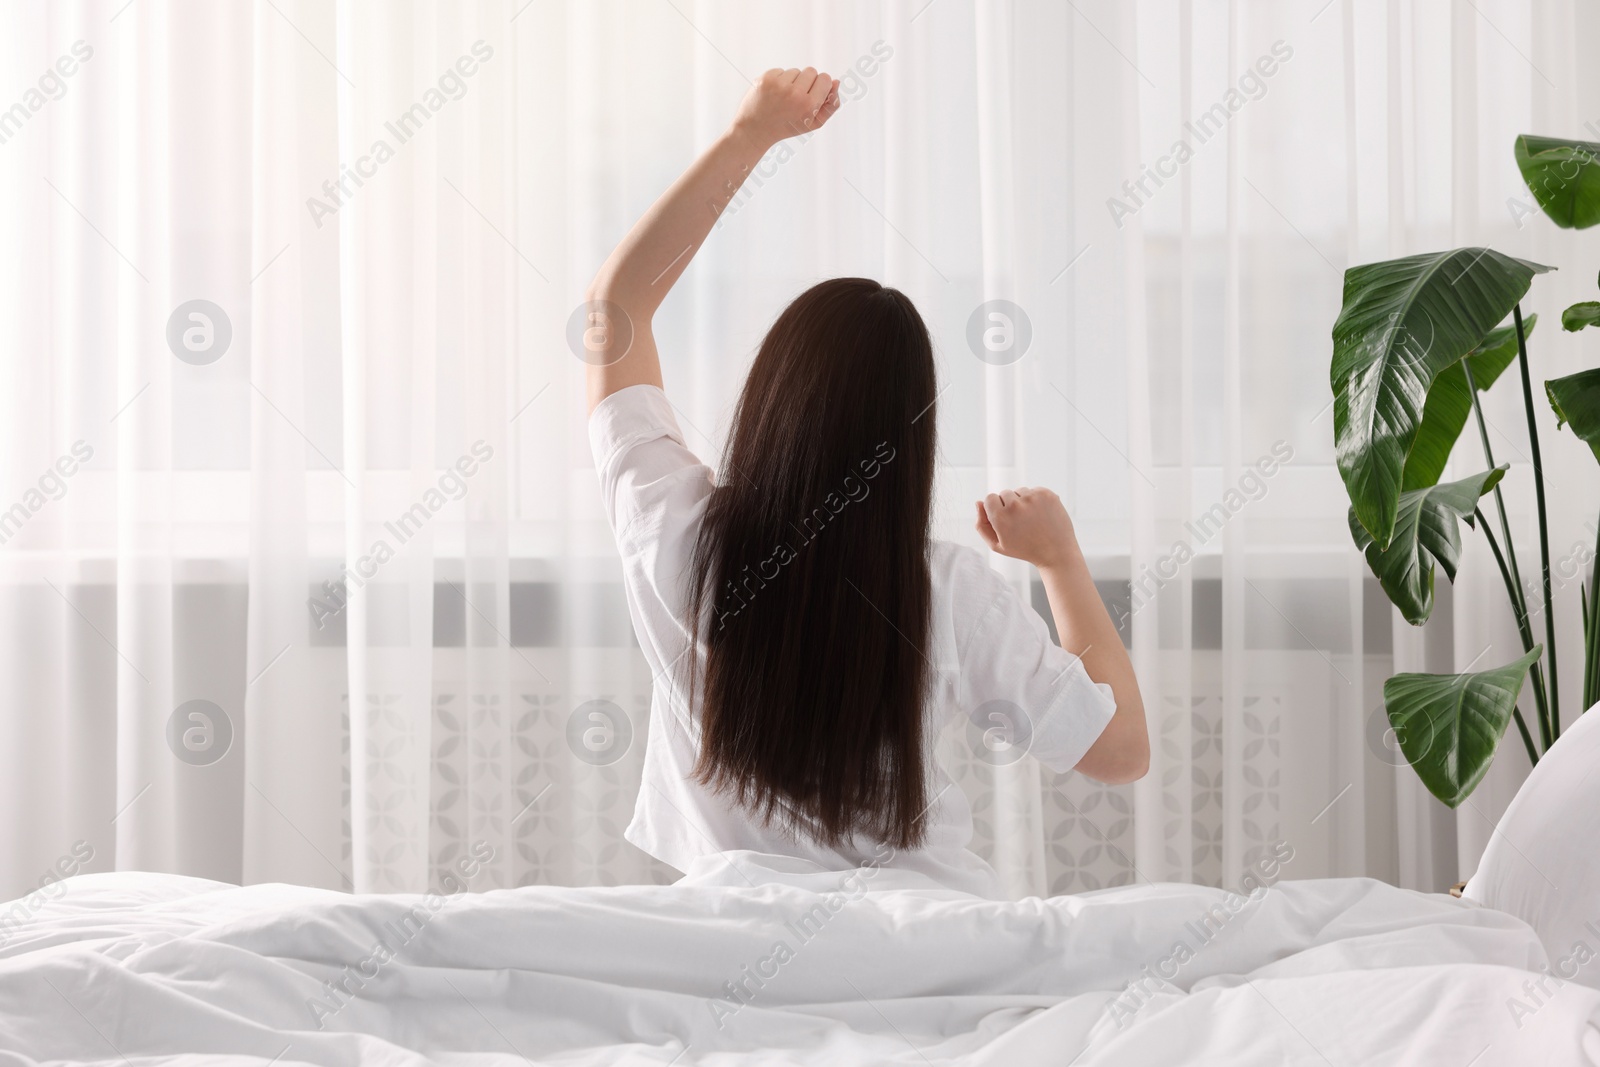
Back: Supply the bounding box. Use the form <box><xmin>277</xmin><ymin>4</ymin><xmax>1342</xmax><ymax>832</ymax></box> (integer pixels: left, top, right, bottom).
<box><xmin>732</xmin><ymin>68</ymin><xmax>841</xmax><ymax>151</ymax></box>
<box><xmin>975</xmin><ymin>488</ymin><xmax>1079</xmax><ymax>571</ymax></box>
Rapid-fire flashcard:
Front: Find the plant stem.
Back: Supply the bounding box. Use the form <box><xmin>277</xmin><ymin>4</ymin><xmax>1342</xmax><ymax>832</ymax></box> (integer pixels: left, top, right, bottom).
<box><xmin>1463</xmin><ymin>361</ymin><xmax>1532</xmax><ymax>625</ymax></box>
<box><xmin>1510</xmin><ymin>704</ymin><xmax>1540</xmax><ymax>768</ymax></box>
<box><xmin>1477</xmin><ymin>506</ymin><xmax>1549</xmax><ymax>758</ymax></box>
<box><xmin>1588</xmin><ymin>513</ymin><xmax>1600</xmax><ymax>711</ymax></box>
<box><xmin>1477</xmin><ymin>509</ymin><xmax>1541</xmax><ymax>656</ymax></box>
<box><xmin>1514</xmin><ymin>304</ymin><xmax>1559</xmax><ymax>739</ymax></box>
<box><xmin>1464</xmin><ymin>361</ymin><xmax>1552</xmax><ymax>748</ymax></box>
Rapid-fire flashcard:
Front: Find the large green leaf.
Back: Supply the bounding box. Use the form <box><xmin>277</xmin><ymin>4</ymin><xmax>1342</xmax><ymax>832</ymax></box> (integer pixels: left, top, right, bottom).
<box><xmin>1384</xmin><ymin>645</ymin><xmax>1542</xmax><ymax>808</ymax></box>
<box><xmin>1402</xmin><ymin>315</ymin><xmax>1536</xmax><ymax>491</ymax></box>
<box><xmin>1332</xmin><ymin>249</ymin><xmax>1552</xmax><ymax>549</ymax></box>
<box><xmin>1515</xmin><ymin>134</ymin><xmax>1600</xmax><ymax>230</ymax></box>
<box><xmin>1547</xmin><ymin>368</ymin><xmax>1600</xmax><ymax>464</ymax></box>
<box><xmin>1350</xmin><ymin>466</ymin><xmax>1507</xmax><ymax>625</ymax></box>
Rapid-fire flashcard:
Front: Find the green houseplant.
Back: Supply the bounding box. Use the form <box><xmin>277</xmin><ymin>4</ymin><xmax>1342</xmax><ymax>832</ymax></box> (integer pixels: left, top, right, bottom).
<box><xmin>1329</xmin><ymin>134</ymin><xmax>1600</xmax><ymax>806</ymax></box>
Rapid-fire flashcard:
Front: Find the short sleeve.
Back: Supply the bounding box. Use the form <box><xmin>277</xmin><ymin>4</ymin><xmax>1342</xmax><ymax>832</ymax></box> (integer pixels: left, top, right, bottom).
<box><xmin>954</xmin><ymin>570</ymin><xmax>1117</xmax><ymax>774</ymax></box>
<box><xmin>589</xmin><ymin>384</ymin><xmax>713</xmax><ymax>554</ymax></box>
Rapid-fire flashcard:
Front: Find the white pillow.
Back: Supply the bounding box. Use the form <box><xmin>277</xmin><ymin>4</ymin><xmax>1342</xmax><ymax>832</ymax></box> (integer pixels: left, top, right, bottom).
<box><xmin>1463</xmin><ymin>700</ymin><xmax>1600</xmax><ymax>988</ymax></box>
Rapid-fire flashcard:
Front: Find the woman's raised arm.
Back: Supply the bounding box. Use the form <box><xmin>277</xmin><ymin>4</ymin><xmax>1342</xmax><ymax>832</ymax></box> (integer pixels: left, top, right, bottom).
<box><xmin>583</xmin><ymin>67</ymin><xmax>841</xmax><ymax>414</ymax></box>
<box><xmin>977</xmin><ymin>488</ymin><xmax>1151</xmax><ymax>784</ymax></box>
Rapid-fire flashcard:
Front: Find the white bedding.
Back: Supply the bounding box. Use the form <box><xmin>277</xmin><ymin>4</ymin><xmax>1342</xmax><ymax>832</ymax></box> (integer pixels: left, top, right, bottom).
<box><xmin>2</xmin><ymin>857</ymin><xmax>1597</xmax><ymax>1066</ymax></box>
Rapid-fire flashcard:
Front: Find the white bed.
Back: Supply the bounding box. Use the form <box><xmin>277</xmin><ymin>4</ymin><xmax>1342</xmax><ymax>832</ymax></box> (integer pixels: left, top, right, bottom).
<box><xmin>2</xmin><ymin>852</ymin><xmax>1596</xmax><ymax>1066</ymax></box>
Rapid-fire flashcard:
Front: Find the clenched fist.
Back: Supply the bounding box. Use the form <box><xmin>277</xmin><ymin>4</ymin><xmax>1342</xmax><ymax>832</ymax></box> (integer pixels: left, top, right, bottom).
<box><xmin>975</xmin><ymin>487</ymin><xmax>1079</xmax><ymax>570</ymax></box>
<box><xmin>732</xmin><ymin>67</ymin><xmax>842</xmax><ymax>151</ymax></box>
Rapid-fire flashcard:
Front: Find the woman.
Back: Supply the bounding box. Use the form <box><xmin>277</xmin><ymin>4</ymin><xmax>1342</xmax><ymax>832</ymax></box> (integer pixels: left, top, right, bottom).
<box><xmin>584</xmin><ymin>67</ymin><xmax>1147</xmax><ymax>897</ymax></box>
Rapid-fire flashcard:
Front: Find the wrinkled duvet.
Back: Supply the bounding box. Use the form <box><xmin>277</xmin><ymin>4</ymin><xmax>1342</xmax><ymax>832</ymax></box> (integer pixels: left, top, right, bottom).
<box><xmin>2</xmin><ymin>856</ymin><xmax>1597</xmax><ymax>1065</ymax></box>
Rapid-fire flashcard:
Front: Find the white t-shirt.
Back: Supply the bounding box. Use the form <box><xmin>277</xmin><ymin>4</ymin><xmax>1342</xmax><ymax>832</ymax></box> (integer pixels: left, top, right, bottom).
<box><xmin>590</xmin><ymin>384</ymin><xmax>1116</xmax><ymax>898</ymax></box>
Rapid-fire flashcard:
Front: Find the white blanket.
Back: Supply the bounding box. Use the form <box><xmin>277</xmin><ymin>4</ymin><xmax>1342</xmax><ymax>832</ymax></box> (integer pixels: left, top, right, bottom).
<box><xmin>2</xmin><ymin>857</ymin><xmax>1596</xmax><ymax>1066</ymax></box>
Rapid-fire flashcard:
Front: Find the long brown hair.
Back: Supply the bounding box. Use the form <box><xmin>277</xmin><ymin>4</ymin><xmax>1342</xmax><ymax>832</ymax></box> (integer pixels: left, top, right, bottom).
<box><xmin>686</xmin><ymin>277</ymin><xmax>938</xmax><ymax>851</ymax></box>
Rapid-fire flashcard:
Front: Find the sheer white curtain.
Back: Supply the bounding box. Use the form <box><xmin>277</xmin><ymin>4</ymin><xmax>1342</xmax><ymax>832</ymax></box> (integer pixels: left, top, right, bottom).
<box><xmin>2</xmin><ymin>0</ymin><xmax>1596</xmax><ymax>902</ymax></box>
